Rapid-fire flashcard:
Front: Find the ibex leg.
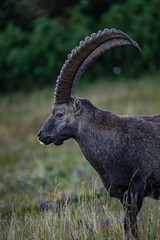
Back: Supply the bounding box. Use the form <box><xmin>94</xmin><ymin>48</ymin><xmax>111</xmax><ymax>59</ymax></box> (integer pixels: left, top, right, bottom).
<box><xmin>122</xmin><ymin>181</ymin><xmax>145</xmax><ymax>240</ymax></box>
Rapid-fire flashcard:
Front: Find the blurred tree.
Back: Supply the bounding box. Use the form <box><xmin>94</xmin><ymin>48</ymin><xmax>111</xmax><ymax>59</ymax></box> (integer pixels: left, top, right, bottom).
<box><xmin>0</xmin><ymin>0</ymin><xmax>160</xmax><ymax>92</ymax></box>
<box><xmin>81</xmin><ymin>0</ymin><xmax>126</xmax><ymax>19</ymax></box>
<box><xmin>0</xmin><ymin>0</ymin><xmax>30</xmax><ymax>30</ymax></box>
<box><xmin>26</xmin><ymin>0</ymin><xmax>80</xmax><ymax>17</ymax></box>
<box><xmin>0</xmin><ymin>0</ymin><xmax>80</xmax><ymax>30</ymax></box>
<box><xmin>99</xmin><ymin>0</ymin><xmax>160</xmax><ymax>75</ymax></box>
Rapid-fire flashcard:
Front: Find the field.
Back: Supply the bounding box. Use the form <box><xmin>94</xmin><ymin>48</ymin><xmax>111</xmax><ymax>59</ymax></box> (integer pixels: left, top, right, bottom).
<box><xmin>1</xmin><ymin>74</ymin><xmax>160</xmax><ymax>240</ymax></box>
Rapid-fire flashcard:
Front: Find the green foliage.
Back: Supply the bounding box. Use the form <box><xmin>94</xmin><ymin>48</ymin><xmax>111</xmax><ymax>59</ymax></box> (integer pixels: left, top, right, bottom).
<box><xmin>99</xmin><ymin>0</ymin><xmax>160</xmax><ymax>75</ymax></box>
<box><xmin>0</xmin><ymin>0</ymin><xmax>160</xmax><ymax>91</ymax></box>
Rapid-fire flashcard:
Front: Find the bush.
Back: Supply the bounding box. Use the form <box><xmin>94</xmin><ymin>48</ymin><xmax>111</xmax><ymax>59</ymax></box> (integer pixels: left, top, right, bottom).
<box><xmin>99</xmin><ymin>0</ymin><xmax>160</xmax><ymax>75</ymax></box>
<box><xmin>0</xmin><ymin>0</ymin><xmax>160</xmax><ymax>92</ymax></box>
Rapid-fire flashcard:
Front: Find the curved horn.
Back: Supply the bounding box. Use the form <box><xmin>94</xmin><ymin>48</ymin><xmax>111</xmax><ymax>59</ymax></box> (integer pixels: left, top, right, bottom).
<box><xmin>54</xmin><ymin>28</ymin><xmax>141</xmax><ymax>104</ymax></box>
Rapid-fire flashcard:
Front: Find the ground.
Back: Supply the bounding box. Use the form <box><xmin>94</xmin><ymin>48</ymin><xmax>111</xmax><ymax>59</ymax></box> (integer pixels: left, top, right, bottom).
<box><xmin>0</xmin><ymin>74</ymin><xmax>160</xmax><ymax>239</ymax></box>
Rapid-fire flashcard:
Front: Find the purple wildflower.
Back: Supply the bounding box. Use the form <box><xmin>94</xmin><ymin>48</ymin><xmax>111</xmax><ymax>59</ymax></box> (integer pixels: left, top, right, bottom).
<box><xmin>64</xmin><ymin>220</ymin><xmax>70</xmax><ymax>228</ymax></box>
<box><xmin>37</xmin><ymin>199</ymin><xmax>48</xmax><ymax>211</ymax></box>
<box><xmin>42</xmin><ymin>181</ymin><xmax>50</xmax><ymax>191</ymax></box>
<box><xmin>102</xmin><ymin>218</ymin><xmax>110</xmax><ymax>227</ymax></box>
<box><xmin>61</xmin><ymin>192</ymin><xmax>71</xmax><ymax>202</ymax></box>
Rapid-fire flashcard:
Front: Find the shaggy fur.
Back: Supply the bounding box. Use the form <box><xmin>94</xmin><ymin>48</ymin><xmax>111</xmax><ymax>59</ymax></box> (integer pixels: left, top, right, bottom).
<box><xmin>38</xmin><ymin>98</ymin><xmax>160</xmax><ymax>240</ymax></box>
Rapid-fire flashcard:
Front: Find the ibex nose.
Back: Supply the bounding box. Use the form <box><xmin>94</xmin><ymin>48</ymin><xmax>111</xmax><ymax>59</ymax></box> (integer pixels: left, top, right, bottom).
<box><xmin>38</xmin><ymin>130</ymin><xmax>42</xmax><ymax>137</ymax></box>
<box><xmin>37</xmin><ymin>129</ymin><xmax>53</xmax><ymax>145</ymax></box>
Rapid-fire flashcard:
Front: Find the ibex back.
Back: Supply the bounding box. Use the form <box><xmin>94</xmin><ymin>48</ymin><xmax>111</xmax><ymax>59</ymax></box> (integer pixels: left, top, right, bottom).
<box><xmin>38</xmin><ymin>28</ymin><xmax>160</xmax><ymax>240</ymax></box>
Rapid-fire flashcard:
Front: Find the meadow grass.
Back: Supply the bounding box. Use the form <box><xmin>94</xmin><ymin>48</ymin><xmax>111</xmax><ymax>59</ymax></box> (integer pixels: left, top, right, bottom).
<box><xmin>0</xmin><ymin>74</ymin><xmax>160</xmax><ymax>239</ymax></box>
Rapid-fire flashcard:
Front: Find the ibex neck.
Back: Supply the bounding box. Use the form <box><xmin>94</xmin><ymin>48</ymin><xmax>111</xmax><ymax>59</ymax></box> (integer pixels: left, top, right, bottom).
<box><xmin>75</xmin><ymin>101</ymin><xmax>121</xmax><ymax>174</ymax></box>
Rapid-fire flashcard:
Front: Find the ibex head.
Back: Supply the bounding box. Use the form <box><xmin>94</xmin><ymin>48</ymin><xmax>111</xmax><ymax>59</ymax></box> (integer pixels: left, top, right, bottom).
<box><xmin>38</xmin><ymin>98</ymin><xmax>81</xmax><ymax>145</ymax></box>
<box><xmin>38</xmin><ymin>28</ymin><xmax>141</xmax><ymax>146</ymax></box>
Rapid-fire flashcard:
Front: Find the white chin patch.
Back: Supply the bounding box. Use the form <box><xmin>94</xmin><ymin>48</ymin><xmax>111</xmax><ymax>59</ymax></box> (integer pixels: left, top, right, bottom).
<box><xmin>37</xmin><ymin>137</ymin><xmax>44</xmax><ymax>145</ymax></box>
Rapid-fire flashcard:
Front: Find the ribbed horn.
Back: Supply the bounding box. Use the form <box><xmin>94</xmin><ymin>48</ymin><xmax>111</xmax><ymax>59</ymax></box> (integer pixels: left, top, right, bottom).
<box><xmin>54</xmin><ymin>28</ymin><xmax>141</xmax><ymax>104</ymax></box>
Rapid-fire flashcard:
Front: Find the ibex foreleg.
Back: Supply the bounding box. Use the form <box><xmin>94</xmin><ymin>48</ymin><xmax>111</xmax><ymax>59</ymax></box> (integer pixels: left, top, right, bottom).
<box><xmin>122</xmin><ymin>180</ymin><xmax>145</xmax><ymax>240</ymax></box>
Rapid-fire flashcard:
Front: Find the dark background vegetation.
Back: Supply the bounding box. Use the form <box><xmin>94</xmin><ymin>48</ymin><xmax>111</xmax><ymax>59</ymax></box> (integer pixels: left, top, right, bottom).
<box><xmin>0</xmin><ymin>0</ymin><xmax>160</xmax><ymax>92</ymax></box>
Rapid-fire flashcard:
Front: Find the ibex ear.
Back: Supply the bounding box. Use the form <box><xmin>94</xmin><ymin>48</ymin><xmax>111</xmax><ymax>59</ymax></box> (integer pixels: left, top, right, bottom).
<box><xmin>72</xmin><ymin>98</ymin><xmax>81</xmax><ymax>116</ymax></box>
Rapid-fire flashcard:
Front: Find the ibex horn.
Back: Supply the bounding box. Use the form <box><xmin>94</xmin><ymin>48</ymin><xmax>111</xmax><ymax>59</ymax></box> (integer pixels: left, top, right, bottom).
<box><xmin>54</xmin><ymin>28</ymin><xmax>141</xmax><ymax>104</ymax></box>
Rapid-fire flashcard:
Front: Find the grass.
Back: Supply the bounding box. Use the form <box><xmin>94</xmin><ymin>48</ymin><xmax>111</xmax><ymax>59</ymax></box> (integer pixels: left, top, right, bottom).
<box><xmin>0</xmin><ymin>73</ymin><xmax>160</xmax><ymax>239</ymax></box>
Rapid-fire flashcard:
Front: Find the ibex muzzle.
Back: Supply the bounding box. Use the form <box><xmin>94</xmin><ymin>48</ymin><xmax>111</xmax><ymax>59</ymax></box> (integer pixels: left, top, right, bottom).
<box><xmin>38</xmin><ymin>28</ymin><xmax>160</xmax><ymax>240</ymax></box>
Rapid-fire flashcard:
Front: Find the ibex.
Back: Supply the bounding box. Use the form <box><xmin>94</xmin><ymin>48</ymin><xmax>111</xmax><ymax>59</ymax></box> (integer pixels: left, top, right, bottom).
<box><xmin>38</xmin><ymin>28</ymin><xmax>160</xmax><ymax>240</ymax></box>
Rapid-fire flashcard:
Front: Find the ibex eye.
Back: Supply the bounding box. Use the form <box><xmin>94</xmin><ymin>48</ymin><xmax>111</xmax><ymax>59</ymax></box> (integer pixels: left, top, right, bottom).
<box><xmin>56</xmin><ymin>112</ymin><xmax>63</xmax><ymax>119</ymax></box>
